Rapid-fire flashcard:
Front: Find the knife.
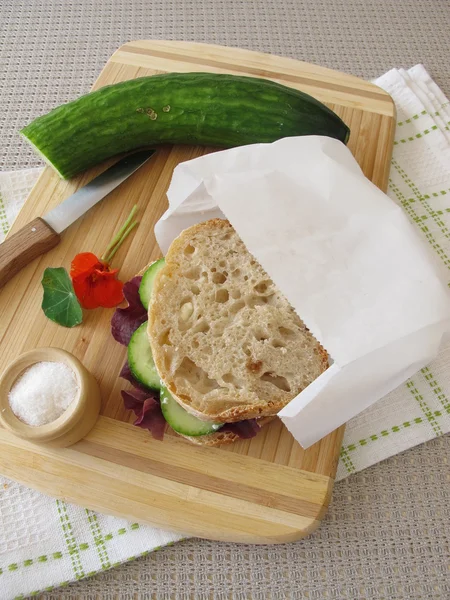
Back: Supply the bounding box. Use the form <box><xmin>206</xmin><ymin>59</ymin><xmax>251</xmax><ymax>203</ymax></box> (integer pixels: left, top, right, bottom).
<box><xmin>0</xmin><ymin>150</ymin><xmax>155</xmax><ymax>289</ymax></box>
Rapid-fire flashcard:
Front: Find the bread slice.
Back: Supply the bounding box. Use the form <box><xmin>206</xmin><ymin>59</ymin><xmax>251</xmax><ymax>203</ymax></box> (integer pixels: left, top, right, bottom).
<box><xmin>148</xmin><ymin>219</ymin><xmax>328</xmax><ymax>423</ymax></box>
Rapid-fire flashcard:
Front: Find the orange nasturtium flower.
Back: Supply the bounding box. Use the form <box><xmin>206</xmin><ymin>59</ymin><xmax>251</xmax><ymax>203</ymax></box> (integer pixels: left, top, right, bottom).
<box><xmin>69</xmin><ymin>205</ymin><xmax>138</xmax><ymax>310</ymax></box>
<box><xmin>70</xmin><ymin>252</ymin><xmax>124</xmax><ymax>309</ymax></box>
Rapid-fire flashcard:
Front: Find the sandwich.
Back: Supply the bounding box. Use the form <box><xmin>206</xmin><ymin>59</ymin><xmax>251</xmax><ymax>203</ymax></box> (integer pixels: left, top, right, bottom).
<box><xmin>112</xmin><ymin>219</ymin><xmax>328</xmax><ymax>446</ymax></box>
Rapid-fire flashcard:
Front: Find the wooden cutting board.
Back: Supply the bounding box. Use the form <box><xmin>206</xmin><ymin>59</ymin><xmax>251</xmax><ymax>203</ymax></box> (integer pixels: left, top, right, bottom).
<box><xmin>0</xmin><ymin>41</ymin><xmax>395</xmax><ymax>544</ymax></box>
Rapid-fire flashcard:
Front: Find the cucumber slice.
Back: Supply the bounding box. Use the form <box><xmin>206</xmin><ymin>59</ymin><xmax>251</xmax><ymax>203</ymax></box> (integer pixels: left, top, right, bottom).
<box><xmin>139</xmin><ymin>258</ymin><xmax>165</xmax><ymax>310</ymax></box>
<box><xmin>160</xmin><ymin>385</ymin><xmax>223</xmax><ymax>436</ymax></box>
<box><xmin>128</xmin><ymin>321</ymin><xmax>161</xmax><ymax>390</ymax></box>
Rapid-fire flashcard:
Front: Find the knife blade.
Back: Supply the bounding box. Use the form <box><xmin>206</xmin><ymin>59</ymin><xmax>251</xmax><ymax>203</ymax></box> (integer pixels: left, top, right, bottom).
<box><xmin>0</xmin><ymin>150</ymin><xmax>155</xmax><ymax>289</ymax></box>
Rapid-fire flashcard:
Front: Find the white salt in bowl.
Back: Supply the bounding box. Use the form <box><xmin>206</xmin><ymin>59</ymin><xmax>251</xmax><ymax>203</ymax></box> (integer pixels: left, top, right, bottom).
<box><xmin>0</xmin><ymin>347</ymin><xmax>101</xmax><ymax>447</ymax></box>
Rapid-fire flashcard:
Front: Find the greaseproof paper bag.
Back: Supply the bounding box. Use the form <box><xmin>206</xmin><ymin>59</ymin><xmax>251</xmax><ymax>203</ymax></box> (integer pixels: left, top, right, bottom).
<box><xmin>155</xmin><ymin>136</ymin><xmax>450</xmax><ymax>448</ymax></box>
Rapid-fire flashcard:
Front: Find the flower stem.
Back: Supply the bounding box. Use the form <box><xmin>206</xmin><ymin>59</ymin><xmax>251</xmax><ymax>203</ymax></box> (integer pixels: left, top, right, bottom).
<box><xmin>104</xmin><ymin>221</ymin><xmax>138</xmax><ymax>263</ymax></box>
<box><xmin>101</xmin><ymin>205</ymin><xmax>138</xmax><ymax>263</ymax></box>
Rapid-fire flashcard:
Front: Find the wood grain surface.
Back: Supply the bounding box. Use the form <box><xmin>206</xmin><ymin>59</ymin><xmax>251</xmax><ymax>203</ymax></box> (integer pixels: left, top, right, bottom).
<box><xmin>0</xmin><ymin>40</ymin><xmax>395</xmax><ymax>543</ymax></box>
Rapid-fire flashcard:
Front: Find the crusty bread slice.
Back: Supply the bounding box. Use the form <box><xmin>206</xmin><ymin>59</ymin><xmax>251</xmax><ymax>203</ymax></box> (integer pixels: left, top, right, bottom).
<box><xmin>148</xmin><ymin>219</ymin><xmax>328</xmax><ymax>423</ymax></box>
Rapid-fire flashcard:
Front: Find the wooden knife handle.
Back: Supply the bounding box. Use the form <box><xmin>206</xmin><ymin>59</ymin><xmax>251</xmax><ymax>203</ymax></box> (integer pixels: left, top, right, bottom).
<box><xmin>0</xmin><ymin>218</ymin><xmax>60</xmax><ymax>288</ymax></box>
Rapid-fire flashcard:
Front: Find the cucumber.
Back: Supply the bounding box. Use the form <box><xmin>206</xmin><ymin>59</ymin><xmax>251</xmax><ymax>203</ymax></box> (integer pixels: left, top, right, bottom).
<box><xmin>128</xmin><ymin>321</ymin><xmax>160</xmax><ymax>390</ymax></box>
<box><xmin>160</xmin><ymin>384</ymin><xmax>223</xmax><ymax>436</ymax></box>
<box><xmin>139</xmin><ymin>258</ymin><xmax>165</xmax><ymax>310</ymax></box>
<box><xmin>21</xmin><ymin>72</ymin><xmax>350</xmax><ymax>179</ymax></box>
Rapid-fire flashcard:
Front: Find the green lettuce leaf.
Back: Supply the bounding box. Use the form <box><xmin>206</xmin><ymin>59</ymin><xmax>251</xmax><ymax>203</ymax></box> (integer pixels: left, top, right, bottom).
<box><xmin>41</xmin><ymin>267</ymin><xmax>83</xmax><ymax>328</ymax></box>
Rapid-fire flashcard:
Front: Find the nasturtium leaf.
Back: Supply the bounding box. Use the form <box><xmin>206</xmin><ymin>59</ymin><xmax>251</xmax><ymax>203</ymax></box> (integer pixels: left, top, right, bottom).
<box><xmin>41</xmin><ymin>267</ymin><xmax>83</xmax><ymax>328</ymax></box>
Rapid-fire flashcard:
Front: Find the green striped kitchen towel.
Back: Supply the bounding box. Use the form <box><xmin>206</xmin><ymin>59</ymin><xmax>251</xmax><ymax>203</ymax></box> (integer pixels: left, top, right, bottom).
<box><xmin>0</xmin><ymin>64</ymin><xmax>449</xmax><ymax>599</ymax></box>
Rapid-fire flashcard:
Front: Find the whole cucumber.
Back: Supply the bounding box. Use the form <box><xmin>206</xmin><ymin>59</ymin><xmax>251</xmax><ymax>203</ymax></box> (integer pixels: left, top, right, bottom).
<box><xmin>21</xmin><ymin>72</ymin><xmax>350</xmax><ymax>179</ymax></box>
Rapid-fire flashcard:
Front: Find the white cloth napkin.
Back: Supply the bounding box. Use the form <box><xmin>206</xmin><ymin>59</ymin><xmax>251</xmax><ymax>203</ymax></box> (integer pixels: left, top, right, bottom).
<box><xmin>1</xmin><ymin>65</ymin><xmax>449</xmax><ymax>599</ymax></box>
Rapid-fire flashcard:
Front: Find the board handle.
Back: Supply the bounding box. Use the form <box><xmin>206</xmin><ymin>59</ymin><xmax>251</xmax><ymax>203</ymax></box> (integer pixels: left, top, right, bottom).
<box><xmin>0</xmin><ymin>218</ymin><xmax>60</xmax><ymax>288</ymax></box>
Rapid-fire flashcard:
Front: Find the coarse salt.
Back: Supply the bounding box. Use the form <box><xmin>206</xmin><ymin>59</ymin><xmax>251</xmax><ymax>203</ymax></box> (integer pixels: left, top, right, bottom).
<box><xmin>8</xmin><ymin>361</ymin><xmax>79</xmax><ymax>426</ymax></box>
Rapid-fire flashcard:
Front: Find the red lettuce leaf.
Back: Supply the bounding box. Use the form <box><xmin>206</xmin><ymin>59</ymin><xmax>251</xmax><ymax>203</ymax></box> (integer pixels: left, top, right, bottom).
<box><xmin>121</xmin><ymin>389</ymin><xmax>165</xmax><ymax>441</ymax></box>
<box><xmin>119</xmin><ymin>360</ymin><xmax>151</xmax><ymax>393</ymax></box>
<box><xmin>222</xmin><ymin>419</ymin><xmax>261</xmax><ymax>439</ymax></box>
<box><xmin>111</xmin><ymin>276</ymin><xmax>147</xmax><ymax>346</ymax></box>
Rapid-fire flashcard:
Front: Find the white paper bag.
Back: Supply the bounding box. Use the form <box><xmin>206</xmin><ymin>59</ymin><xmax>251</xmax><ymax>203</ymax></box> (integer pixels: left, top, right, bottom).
<box><xmin>155</xmin><ymin>136</ymin><xmax>450</xmax><ymax>448</ymax></box>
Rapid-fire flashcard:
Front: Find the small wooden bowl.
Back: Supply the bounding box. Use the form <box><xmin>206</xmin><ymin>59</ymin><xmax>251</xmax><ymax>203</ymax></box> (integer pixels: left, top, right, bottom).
<box><xmin>0</xmin><ymin>348</ymin><xmax>101</xmax><ymax>448</ymax></box>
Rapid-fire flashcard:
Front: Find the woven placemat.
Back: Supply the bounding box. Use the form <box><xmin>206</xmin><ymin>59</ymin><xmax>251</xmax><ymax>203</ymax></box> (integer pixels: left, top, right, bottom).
<box><xmin>1</xmin><ymin>0</ymin><xmax>450</xmax><ymax>598</ymax></box>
